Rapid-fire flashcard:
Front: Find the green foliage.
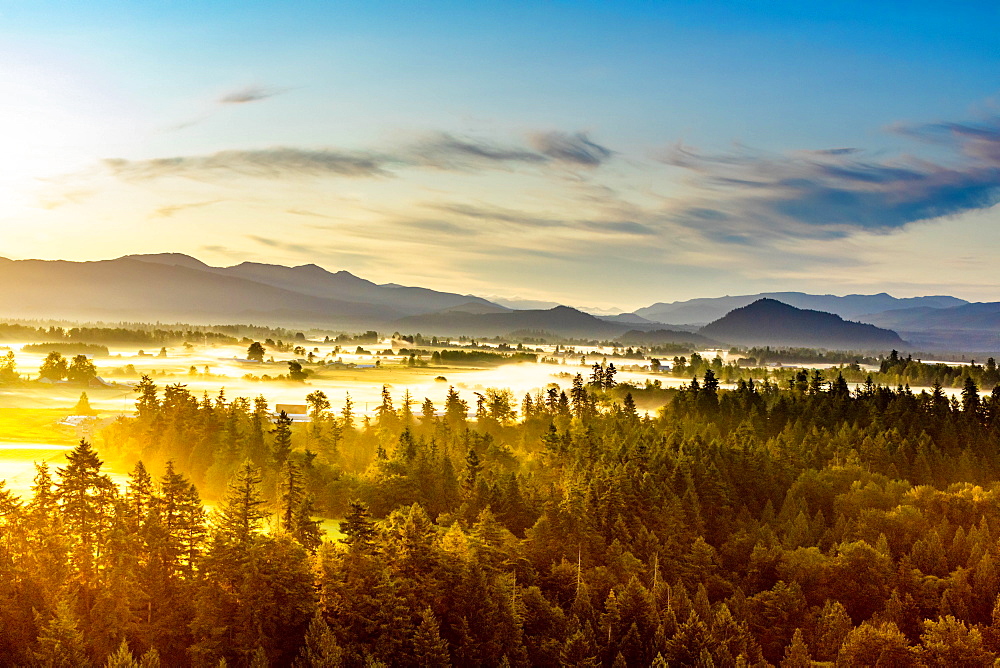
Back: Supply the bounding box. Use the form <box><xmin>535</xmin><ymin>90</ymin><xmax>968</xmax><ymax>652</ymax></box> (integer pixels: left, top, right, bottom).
<box><xmin>246</xmin><ymin>341</ymin><xmax>266</xmax><ymax>363</ymax></box>
<box><xmin>39</xmin><ymin>351</ymin><xmax>68</xmax><ymax>381</ymax></box>
<box><xmin>22</xmin><ymin>342</ymin><xmax>110</xmax><ymax>356</ymax></box>
<box><xmin>4</xmin><ymin>371</ymin><xmax>1000</xmax><ymax>665</ymax></box>
<box><xmin>436</xmin><ymin>349</ymin><xmax>537</xmax><ymax>365</ymax></box>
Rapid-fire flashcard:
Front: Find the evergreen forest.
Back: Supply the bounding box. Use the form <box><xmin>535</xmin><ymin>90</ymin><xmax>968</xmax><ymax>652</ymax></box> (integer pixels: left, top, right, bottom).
<box><xmin>3</xmin><ymin>370</ymin><xmax>1000</xmax><ymax>666</ymax></box>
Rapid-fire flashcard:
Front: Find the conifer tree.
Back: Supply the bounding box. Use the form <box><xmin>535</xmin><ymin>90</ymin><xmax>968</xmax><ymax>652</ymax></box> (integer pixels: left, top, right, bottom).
<box><xmin>294</xmin><ymin>614</ymin><xmax>343</xmax><ymax>667</ymax></box>
<box><xmin>341</xmin><ymin>393</ymin><xmax>355</xmax><ymax>430</ymax></box>
<box><xmin>272</xmin><ymin>411</ymin><xmax>293</xmax><ymax>470</ymax></box>
<box><xmin>74</xmin><ymin>392</ymin><xmax>96</xmax><ymax>415</ymax></box>
<box><xmin>412</xmin><ymin>607</ymin><xmax>451</xmax><ymax>667</ymax></box>
<box><xmin>340</xmin><ymin>500</ymin><xmax>377</xmax><ymax>552</ymax></box>
<box><xmin>134</xmin><ymin>375</ymin><xmax>159</xmax><ymax>419</ymax></box>
<box><xmin>420</xmin><ymin>398</ymin><xmax>436</xmax><ymax>429</ymax></box>
<box><xmin>570</xmin><ymin>374</ymin><xmax>588</xmax><ymax>419</ymax></box>
<box><xmin>124</xmin><ymin>460</ymin><xmax>154</xmax><ymax>532</ymax></box>
<box><xmin>445</xmin><ymin>386</ymin><xmax>468</xmax><ymax>428</ymax></box>
<box><xmin>463</xmin><ymin>446</ymin><xmax>483</xmax><ymax>496</ymax></box>
<box><xmin>215</xmin><ymin>461</ymin><xmax>268</xmax><ymax>545</ymax></box>
<box><xmin>33</xmin><ymin>600</ymin><xmax>90</xmax><ymax>668</ymax></box>
<box><xmin>56</xmin><ymin>439</ymin><xmax>115</xmax><ymax>555</ymax></box>
<box><xmin>589</xmin><ymin>364</ymin><xmax>604</xmax><ymax>389</ymax></box>
<box><xmin>604</xmin><ymin>363</ymin><xmax>616</xmax><ymax>389</ymax></box>
<box><xmin>105</xmin><ymin>638</ymin><xmax>140</xmax><ymax>668</ymax></box>
<box><xmin>780</xmin><ymin>629</ymin><xmax>811</xmax><ymax>667</ymax></box>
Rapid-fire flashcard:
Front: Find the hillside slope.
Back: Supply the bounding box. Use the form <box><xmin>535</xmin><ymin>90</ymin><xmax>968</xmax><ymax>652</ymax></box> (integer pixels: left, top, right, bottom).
<box><xmin>699</xmin><ymin>298</ymin><xmax>905</xmax><ymax>349</ymax></box>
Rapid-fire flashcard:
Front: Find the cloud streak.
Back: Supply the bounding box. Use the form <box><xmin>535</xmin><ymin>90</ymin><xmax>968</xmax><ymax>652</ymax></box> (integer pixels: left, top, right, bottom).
<box><xmin>104</xmin><ymin>148</ymin><xmax>392</xmax><ymax>180</ymax></box>
<box><xmin>661</xmin><ymin>116</ymin><xmax>1000</xmax><ymax>240</ymax></box>
<box><xmin>219</xmin><ymin>86</ymin><xmax>289</xmax><ymax>104</ymax></box>
<box><xmin>151</xmin><ymin>199</ymin><xmax>223</xmax><ymax>218</ymax></box>
<box><xmin>424</xmin><ymin>201</ymin><xmax>655</xmax><ymax>236</ymax></box>
<box><xmin>100</xmin><ymin>130</ymin><xmax>613</xmax><ymax>182</ymax></box>
<box><xmin>530</xmin><ymin>131</ymin><xmax>613</xmax><ymax>166</ymax></box>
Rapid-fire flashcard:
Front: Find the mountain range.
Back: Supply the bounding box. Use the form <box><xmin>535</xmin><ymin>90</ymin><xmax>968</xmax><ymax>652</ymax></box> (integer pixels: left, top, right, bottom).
<box><xmin>0</xmin><ymin>253</ymin><xmax>995</xmax><ymax>351</ymax></box>
<box><xmin>635</xmin><ymin>292</ymin><xmax>968</xmax><ymax>325</ymax></box>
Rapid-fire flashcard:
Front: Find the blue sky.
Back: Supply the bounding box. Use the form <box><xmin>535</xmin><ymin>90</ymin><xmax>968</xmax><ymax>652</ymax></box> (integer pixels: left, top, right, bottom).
<box><xmin>2</xmin><ymin>1</ymin><xmax>999</xmax><ymax>309</ymax></box>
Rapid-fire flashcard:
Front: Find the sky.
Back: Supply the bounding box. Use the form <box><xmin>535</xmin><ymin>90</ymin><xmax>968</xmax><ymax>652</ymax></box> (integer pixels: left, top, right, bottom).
<box><xmin>1</xmin><ymin>0</ymin><xmax>999</xmax><ymax>311</ymax></box>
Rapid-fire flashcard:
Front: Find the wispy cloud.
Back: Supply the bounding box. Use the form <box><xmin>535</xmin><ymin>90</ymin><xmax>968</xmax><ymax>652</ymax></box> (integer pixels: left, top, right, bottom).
<box><xmin>219</xmin><ymin>86</ymin><xmax>289</xmax><ymax>104</ymax></box>
<box><xmin>424</xmin><ymin>201</ymin><xmax>655</xmax><ymax>236</ymax></box>
<box><xmin>286</xmin><ymin>208</ymin><xmax>337</xmax><ymax>220</ymax></box>
<box><xmin>98</xmin><ymin>128</ymin><xmax>614</xmax><ymax>183</ymax></box>
<box><xmin>151</xmin><ymin>199</ymin><xmax>223</xmax><ymax>218</ymax></box>
<box><xmin>247</xmin><ymin>234</ymin><xmax>314</xmax><ymax>255</ymax></box>
<box><xmin>408</xmin><ymin>132</ymin><xmax>547</xmax><ymax>170</ymax></box>
<box><xmin>104</xmin><ymin>148</ymin><xmax>392</xmax><ymax>180</ymax></box>
<box><xmin>660</xmin><ymin>115</ymin><xmax>1000</xmax><ymax>240</ymax></box>
<box><xmin>529</xmin><ymin>131</ymin><xmax>613</xmax><ymax>166</ymax></box>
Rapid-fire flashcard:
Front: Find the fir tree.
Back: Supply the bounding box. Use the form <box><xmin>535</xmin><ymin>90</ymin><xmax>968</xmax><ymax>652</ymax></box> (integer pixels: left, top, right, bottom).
<box><xmin>294</xmin><ymin>614</ymin><xmax>343</xmax><ymax>667</ymax></box>
<box><xmin>412</xmin><ymin>607</ymin><xmax>451</xmax><ymax>667</ymax></box>
<box><xmin>272</xmin><ymin>411</ymin><xmax>293</xmax><ymax>470</ymax></box>
<box><xmin>33</xmin><ymin>600</ymin><xmax>90</xmax><ymax>668</ymax></box>
<box><xmin>340</xmin><ymin>500</ymin><xmax>377</xmax><ymax>552</ymax></box>
<box><xmin>214</xmin><ymin>461</ymin><xmax>268</xmax><ymax>545</ymax></box>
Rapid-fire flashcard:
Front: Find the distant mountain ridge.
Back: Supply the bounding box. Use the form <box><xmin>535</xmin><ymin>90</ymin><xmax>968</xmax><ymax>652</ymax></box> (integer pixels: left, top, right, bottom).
<box><xmin>0</xmin><ymin>254</ymin><xmax>990</xmax><ymax>350</ymax></box>
<box><xmin>699</xmin><ymin>299</ymin><xmax>905</xmax><ymax>349</ymax></box>
<box><xmin>0</xmin><ymin>254</ymin><xmax>504</xmax><ymax>327</ymax></box>
<box><xmin>855</xmin><ymin>302</ymin><xmax>1000</xmax><ymax>351</ymax></box>
<box><xmin>126</xmin><ymin>253</ymin><xmax>498</xmax><ymax>316</ymax></box>
<box><xmin>636</xmin><ymin>292</ymin><xmax>968</xmax><ymax>325</ymax></box>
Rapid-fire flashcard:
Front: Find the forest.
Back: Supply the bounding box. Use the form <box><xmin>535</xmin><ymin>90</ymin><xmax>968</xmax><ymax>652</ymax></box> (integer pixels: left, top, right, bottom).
<box><xmin>2</xmin><ymin>368</ymin><xmax>1000</xmax><ymax>666</ymax></box>
<box><xmin>661</xmin><ymin>351</ymin><xmax>1000</xmax><ymax>391</ymax></box>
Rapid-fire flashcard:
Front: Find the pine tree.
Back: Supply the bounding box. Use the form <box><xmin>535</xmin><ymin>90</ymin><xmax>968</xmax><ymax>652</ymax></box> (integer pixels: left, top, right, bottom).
<box><xmin>445</xmin><ymin>386</ymin><xmax>468</xmax><ymax>428</ymax></box>
<box><xmin>377</xmin><ymin>385</ymin><xmax>396</xmax><ymax>429</ymax></box>
<box><xmin>622</xmin><ymin>393</ymin><xmax>637</xmax><ymax>419</ymax></box>
<box><xmin>124</xmin><ymin>460</ymin><xmax>154</xmax><ymax>532</ymax></box>
<box><xmin>56</xmin><ymin>439</ymin><xmax>115</xmax><ymax>555</ymax></box>
<box><xmin>604</xmin><ymin>363</ymin><xmax>616</xmax><ymax>389</ymax></box>
<box><xmin>463</xmin><ymin>446</ymin><xmax>482</xmax><ymax>497</ymax></box>
<box><xmin>421</xmin><ymin>398</ymin><xmax>436</xmax><ymax>429</ymax></box>
<box><xmin>780</xmin><ymin>629</ymin><xmax>811</xmax><ymax>667</ymax></box>
<box><xmin>294</xmin><ymin>614</ymin><xmax>343</xmax><ymax>667</ymax></box>
<box><xmin>134</xmin><ymin>375</ymin><xmax>160</xmax><ymax>419</ymax></box>
<box><xmin>33</xmin><ymin>600</ymin><xmax>91</xmax><ymax>668</ymax></box>
<box><xmin>215</xmin><ymin>461</ymin><xmax>268</xmax><ymax>545</ymax></box>
<box><xmin>105</xmin><ymin>638</ymin><xmax>140</xmax><ymax>668</ymax></box>
<box><xmin>341</xmin><ymin>393</ymin><xmax>355</xmax><ymax>430</ymax></box>
<box><xmin>963</xmin><ymin>376</ymin><xmax>982</xmax><ymax>420</ymax></box>
<box><xmin>272</xmin><ymin>411</ymin><xmax>293</xmax><ymax>470</ymax></box>
<box><xmin>74</xmin><ymin>392</ymin><xmax>96</xmax><ymax>415</ymax></box>
<box><xmin>570</xmin><ymin>374</ymin><xmax>588</xmax><ymax>419</ymax></box>
<box><xmin>292</xmin><ymin>494</ymin><xmax>323</xmax><ymax>553</ymax></box>
<box><xmin>589</xmin><ymin>364</ymin><xmax>604</xmax><ymax>389</ymax></box>
<box><xmin>412</xmin><ymin>607</ymin><xmax>451</xmax><ymax>667</ymax></box>
<box><xmin>340</xmin><ymin>500</ymin><xmax>377</xmax><ymax>552</ymax></box>
<box><xmin>278</xmin><ymin>460</ymin><xmax>306</xmax><ymax>533</ymax></box>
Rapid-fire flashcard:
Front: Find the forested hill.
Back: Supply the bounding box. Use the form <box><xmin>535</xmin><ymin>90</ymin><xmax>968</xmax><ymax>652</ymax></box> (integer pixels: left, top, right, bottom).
<box><xmin>700</xmin><ymin>298</ymin><xmax>905</xmax><ymax>349</ymax></box>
